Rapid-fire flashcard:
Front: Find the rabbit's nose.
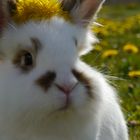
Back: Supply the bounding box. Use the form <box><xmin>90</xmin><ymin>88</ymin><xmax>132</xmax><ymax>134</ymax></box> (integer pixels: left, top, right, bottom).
<box><xmin>55</xmin><ymin>83</ymin><xmax>78</xmax><ymax>95</ymax></box>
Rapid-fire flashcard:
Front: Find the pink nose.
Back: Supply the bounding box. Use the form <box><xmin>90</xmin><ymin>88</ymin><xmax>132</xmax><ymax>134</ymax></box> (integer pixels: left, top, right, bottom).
<box><xmin>55</xmin><ymin>83</ymin><xmax>77</xmax><ymax>95</ymax></box>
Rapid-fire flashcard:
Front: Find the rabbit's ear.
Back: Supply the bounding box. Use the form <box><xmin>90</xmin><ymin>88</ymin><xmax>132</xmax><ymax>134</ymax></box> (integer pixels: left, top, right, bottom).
<box><xmin>0</xmin><ymin>0</ymin><xmax>6</xmax><ymax>33</ymax></box>
<box><xmin>0</xmin><ymin>0</ymin><xmax>16</xmax><ymax>59</ymax></box>
<box><xmin>60</xmin><ymin>0</ymin><xmax>105</xmax><ymax>26</ymax></box>
<box><xmin>0</xmin><ymin>0</ymin><xmax>17</xmax><ymax>33</ymax></box>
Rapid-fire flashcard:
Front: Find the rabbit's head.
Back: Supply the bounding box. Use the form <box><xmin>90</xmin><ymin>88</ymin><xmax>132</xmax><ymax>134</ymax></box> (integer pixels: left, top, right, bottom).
<box><xmin>0</xmin><ymin>0</ymin><xmax>105</xmax><ymax>121</ymax></box>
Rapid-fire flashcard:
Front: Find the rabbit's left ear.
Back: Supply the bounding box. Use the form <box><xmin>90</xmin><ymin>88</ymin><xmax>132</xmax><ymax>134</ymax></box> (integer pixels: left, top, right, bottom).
<box><xmin>60</xmin><ymin>0</ymin><xmax>105</xmax><ymax>26</ymax></box>
<box><xmin>0</xmin><ymin>0</ymin><xmax>17</xmax><ymax>33</ymax></box>
<box><xmin>0</xmin><ymin>0</ymin><xmax>6</xmax><ymax>33</ymax></box>
<box><xmin>0</xmin><ymin>0</ymin><xmax>16</xmax><ymax>59</ymax></box>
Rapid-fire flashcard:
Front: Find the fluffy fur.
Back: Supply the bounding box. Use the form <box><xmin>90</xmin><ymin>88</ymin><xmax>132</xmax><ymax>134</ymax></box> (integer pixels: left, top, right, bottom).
<box><xmin>0</xmin><ymin>0</ymin><xmax>128</xmax><ymax>140</ymax></box>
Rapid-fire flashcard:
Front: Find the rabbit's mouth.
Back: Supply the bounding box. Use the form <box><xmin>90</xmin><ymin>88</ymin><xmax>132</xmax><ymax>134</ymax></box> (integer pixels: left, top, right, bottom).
<box><xmin>35</xmin><ymin>69</ymin><xmax>94</xmax><ymax>112</ymax></box>
<box><xmin>58</xmin><ymin>94</ymin><xmax>74</xmax><ymax>111</ymax></box>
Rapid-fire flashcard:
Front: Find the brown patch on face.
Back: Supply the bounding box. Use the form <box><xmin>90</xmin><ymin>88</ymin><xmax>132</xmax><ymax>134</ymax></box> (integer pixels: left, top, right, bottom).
<box><xmin>36</xmin><ymin>71</ymin><xmax>56</xmax><ymax>92</ymax></box>
<box><xmin>72</xmin><ymin>69</ymin><xmax>93</xmax><ymax>98</ymax></box>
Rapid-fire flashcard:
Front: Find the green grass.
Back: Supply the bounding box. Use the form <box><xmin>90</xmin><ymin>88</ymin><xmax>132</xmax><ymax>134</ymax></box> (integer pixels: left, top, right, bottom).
<box><xmin>83</xmin><ymin>4</ymin><xmax>140</xmax><ymax>140</ymax></box>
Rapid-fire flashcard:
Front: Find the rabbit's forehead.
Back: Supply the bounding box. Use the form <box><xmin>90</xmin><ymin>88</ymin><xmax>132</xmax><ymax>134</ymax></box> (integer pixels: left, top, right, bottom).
<box><xmin>3</xmin><ymin>18</ymin><xmax>78</xmax><ymax>50</ymax></box>
<box><xmin>26</xmin><ymin>19</ymin><xmax>78</xmax><ymax>55</ymax></box>
<box><xmin>2</xmin><ymin>18</ymin><xmax>78</xmax><ymax>66</ymax></box>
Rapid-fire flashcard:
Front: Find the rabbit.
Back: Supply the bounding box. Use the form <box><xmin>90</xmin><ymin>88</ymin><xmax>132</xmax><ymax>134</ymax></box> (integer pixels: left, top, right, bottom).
<box><xmin>0</xmin><ymin>0</ymin><xmax>128</xmax><ymax>140</ymax></box>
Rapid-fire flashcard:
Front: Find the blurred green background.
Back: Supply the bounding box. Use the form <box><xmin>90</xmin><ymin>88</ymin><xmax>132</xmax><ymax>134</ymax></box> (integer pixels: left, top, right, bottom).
<box><xmin>83</xmin><ymin>2</ymin><xmax>140</xmax><ymax>140</ymax></box>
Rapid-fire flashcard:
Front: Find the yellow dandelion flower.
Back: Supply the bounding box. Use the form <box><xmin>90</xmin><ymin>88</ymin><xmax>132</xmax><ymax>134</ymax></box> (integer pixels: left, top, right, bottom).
<box><xmin>123</xmin><ymin>44</ymin><xmax>139</xmax><ymax>53</ymax></box>
<box><xmin>128</xmin><ymin>71</ymin><xmax>140</xmax><ymax>78</ymax></box>
<box><xmin>102</xmin><ymin>50</ymin><xmax>118</xmax><ymax>58</ymax></box>
<box><xmin>100</xmin><ymin>40</ymin><xmax>109</xmax><ymax>47</ymax></box>
<box><xmin>93</xmin><ymin>27</ymin><xmax>109</xmax><ymax>36</ymax></box>
<box><xmin>94</xmin><ymin>45</ymin><xmax>102</xmax><ymax>52</ymax></box>
<box><xmin>12</xmin><ymin>0</ymin><xmax>70</xmax><ymax>24</ymax></box>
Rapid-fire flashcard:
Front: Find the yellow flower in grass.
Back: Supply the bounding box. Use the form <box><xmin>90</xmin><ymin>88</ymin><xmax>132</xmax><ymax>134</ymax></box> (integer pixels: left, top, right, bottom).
<box><xmin>128</xmin><ymin>71</ymin><xmax>140</xmax><ymax>78</ymax></box>
<box><xmin>102</xmin><ymin>50</ymin><xmax>118</xmax><ymax>58</ymax></box>
<box><xmin>94</xmin><ymin>45</ymin><xmax>102</xmax><ymax>52</ymax></box>
<box><xmin>123</xmin><ymin>44</ymin><xmax>139</xmax><ymax>53</ymax></box>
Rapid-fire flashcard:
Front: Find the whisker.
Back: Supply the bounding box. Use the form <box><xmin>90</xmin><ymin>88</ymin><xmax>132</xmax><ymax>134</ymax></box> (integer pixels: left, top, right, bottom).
<box><xmin>8</xmin><ymin>23</ymin><xmax>17</xmax><ymax>31</ymax></box>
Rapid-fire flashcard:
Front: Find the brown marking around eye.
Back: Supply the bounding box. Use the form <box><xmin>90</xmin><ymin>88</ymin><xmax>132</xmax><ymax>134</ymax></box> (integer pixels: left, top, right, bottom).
<box><xmin>31</xmin><ymin>38</ymin><xmax>42</xmax><ymax>53</ymax></box>
<box><xmin>73</xmin><ymin>37</ymin><xmax>78</xmax><ymax>46</ymax></box>
<box><xmin>36</xmin><ymin>71</ymin><xmax>56</xmax><ymax>92</ymax></box>
<box><xmin>12</xmin><ymin>38</ymin><xmax>41</xmax><ymax>72</ymax></box>
<box><xmin>13</xmin><ymin>50</ymin><xmax>34</xmax><ymax>72</ymax></box>
<box><xmin>72</xmin><ymin>69</ymin><xmax>93</xmax><ymax>98</ymax></box>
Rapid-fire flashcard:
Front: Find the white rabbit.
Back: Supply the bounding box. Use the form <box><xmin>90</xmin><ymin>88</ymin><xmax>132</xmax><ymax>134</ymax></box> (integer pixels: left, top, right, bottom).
<box><xmin>0</xmin><ymin>0</ymin><xmax>128</xmax><ymax>140</ymax></box>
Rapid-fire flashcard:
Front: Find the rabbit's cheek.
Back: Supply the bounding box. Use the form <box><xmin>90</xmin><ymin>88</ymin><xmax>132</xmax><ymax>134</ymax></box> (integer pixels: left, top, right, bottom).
<box><xmin>69</xmin><ymin>84</ymin><xmax>89</xmax><ymax>108</ymax></box>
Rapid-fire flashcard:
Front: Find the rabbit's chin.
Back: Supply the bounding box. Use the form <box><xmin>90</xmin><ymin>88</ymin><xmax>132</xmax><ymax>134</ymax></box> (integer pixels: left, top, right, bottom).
<box><xmin>0</xmin><ymin>81</ymin><xmax>95</xmax><ymax>135</ymax></box>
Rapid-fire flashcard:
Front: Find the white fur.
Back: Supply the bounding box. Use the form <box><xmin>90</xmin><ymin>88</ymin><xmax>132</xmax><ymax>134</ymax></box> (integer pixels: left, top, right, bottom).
<box><xmin>0</xmin><ymin>17</ymin><xmax>128</xmax><ymax>140</ymax></box>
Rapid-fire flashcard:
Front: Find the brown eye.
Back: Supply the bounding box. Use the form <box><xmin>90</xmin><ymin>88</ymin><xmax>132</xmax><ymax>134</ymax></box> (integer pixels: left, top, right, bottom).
<box><xmin>13</xmin><ymin>50</ymin><xmax>34</xmax><ymax>72</ymax></box>
<box><xmin>21</xmin><ymin>52</ymin><xmax>33</xmax><ymax>67</ymax></box>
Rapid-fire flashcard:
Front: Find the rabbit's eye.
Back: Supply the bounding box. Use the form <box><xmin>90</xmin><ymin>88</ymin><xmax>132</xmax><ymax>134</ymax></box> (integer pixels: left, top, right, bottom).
<box><xmin>13</xmin><ymin>50</ymin><xmax>34</xmax><ymax>72</ymax></box>
<box><xmin>21</xmin><ymin>52</ymin><xmax>33</xmax><ymax>66</ymax></box>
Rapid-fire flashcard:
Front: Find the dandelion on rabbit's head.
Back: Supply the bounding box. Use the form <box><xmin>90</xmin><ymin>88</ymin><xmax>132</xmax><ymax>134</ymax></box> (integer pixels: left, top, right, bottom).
<box><xmin>11</xmin><ymin>0</ymin><xmax>70</xmax><ymax>24</ymax></box>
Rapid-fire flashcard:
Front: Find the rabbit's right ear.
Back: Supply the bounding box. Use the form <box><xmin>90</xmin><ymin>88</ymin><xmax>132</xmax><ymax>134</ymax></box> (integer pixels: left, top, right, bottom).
<box><xmin>0</xmin><ymin>0</ymin><xmax>17</xmax><ymax>33</ymax></box>
<box><xmin>60</xmin><ymin>0</ymin><xmax>105</xmax><ymax>26</ymax></box>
